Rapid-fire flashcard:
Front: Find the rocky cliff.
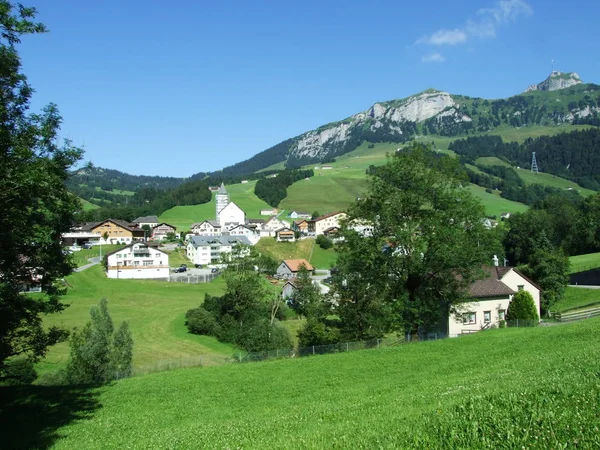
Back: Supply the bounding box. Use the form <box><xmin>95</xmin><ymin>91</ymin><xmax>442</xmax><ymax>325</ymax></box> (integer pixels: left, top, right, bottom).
<box><xmin>525</xmin><ymin>71</ymin><xmax>582</xmax><ymax>92</ymax></box>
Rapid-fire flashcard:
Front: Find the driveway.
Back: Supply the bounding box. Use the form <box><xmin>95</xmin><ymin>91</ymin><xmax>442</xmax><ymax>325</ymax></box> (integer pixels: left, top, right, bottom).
<box><xmin>311</xmin><ymin>270</ymin><xmax>331</xmax><ymax>294</ymax></box>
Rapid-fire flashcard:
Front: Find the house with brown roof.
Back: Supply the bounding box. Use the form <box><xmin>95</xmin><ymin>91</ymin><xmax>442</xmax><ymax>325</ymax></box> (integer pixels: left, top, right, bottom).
<box><xmin>150</xmin><ymin>223</ymin><xmax>177</xmax><ymax>241</ymax></box>
<box><xmin>308</xmin><ymin>212</ymin><xmax>347</xmax><ymax>235</ymax></box>
<box><xmin>276</xmin><ymin>259</ymin><xmax>314</xmax><ymax>279</ymax></box>
<box><xmin>275</xmin><ymin>227</ymin><xmax>296</xmax><ymax>242</ymax></box>
<box><xmin>77</xmin><ymin>219</ymin><xmax>145</xmax><ymax>245</ymax></box>
<box><xmin>446</xmin><ymin>262</ymin><xmax>541</xmax><ymax>337</ymax></box>
<box><xmin>292</xmin><ymin>219</ymin><xmax>309</xmax><ymax>234</ymax></box>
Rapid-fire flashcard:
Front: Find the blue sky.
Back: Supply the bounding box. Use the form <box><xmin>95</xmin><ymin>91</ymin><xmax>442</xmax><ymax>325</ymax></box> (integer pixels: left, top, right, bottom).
<box><xmin>18</xmin><ymin>0</ymin><xmax>600</xmax><ymax>177</ymax></box>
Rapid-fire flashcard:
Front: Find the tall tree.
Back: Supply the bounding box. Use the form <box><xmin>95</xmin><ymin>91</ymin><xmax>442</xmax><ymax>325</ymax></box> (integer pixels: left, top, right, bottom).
<box><xmin>0</xmin><ymin>1</ymin><xmax>83</xmax><ymax>378</ymax></box>
<box><xmin>334</xmin><ymin>143</ymin><xmax>495</xmax><ymax>337</ymax></box>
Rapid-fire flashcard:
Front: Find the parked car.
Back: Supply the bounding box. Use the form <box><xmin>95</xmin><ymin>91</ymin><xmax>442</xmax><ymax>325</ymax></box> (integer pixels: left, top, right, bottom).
<box><xmin>173</xmin><ymin>267</ymin><xmax>187</xmax><ymax>273</ymax></box>
<box><xmin>194</xmin><ymin>264</ymin><xmax>203</xmax><ymax>268</ymax></box>
<box><xmin>211</xmin><ymin>268</ymin><xmax>218</xmax><ymax>273</ymax></box>
<box><xmin>180</xmin><ymin>264</ymin><xmax>187</xmax><ymax>269</ymax></box>
<box><xmin>82</xmin><ymin>243</ymin><xmax>93</xmax><ymax>249</ymax></box>
<box><xmin>68</xmin><ymin>245</ymin><xmax>82</xmax><ymax>252</ymax></box>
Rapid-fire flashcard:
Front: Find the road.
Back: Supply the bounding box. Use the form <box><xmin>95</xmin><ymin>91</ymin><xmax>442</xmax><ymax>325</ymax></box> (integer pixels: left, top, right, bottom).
<box><xmin>74</xmin><ymin>256</ymin><xmax>101</xmax><ymax>272</ymax></box>
<box><xmin>311</xmin><ymin>270</ymin><xmax>331</xmax><ymax>294</ymax></box>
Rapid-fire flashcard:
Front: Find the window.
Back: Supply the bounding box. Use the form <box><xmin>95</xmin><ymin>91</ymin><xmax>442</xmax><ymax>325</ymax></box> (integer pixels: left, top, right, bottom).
<box><xmin>498</xmin><ymin>310</ymin><xmax>506</xmax><ymax>321</ymax></box>
<box><xmin>462</xmin><ymin>312</ymin><xmax>476</xmax><ymax>324</ymax></box>
<box><xmin>518</xmin><ymin>285</ymin><xmax>524</xmax><ymax>291</ymax></box>
<box><xmin>484</xmin><ymin>311</ymin><xmax>491</xmax><ymax>323</ymax></box>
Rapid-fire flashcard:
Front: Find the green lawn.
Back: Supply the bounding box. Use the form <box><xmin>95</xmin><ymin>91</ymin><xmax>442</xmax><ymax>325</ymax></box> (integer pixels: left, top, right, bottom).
<box><xmin>159</xmin><ymin>181</ymin><xmax>273</xmax><ymax>229</ymax></box>
<box><xmin>166</xmin><ymin>248</ymin><xmax>190</xmax><ymax>267</ymax></box>
<box><xmin>7</xmin><ymin>318</ymin><xmax>599</xmax><ymax>449</ymax></box>
<box><xmin>310</xmin><ymin>243</ymin><xmax>338</xmax><ymax>269</ymax></box>
<box><xmin>255</xmin><ymin>237</ymin><xmax>338</xmax><ymax>270</ymax></box>
<box><xmin>466</xmin><ymin>184</ymin><xmax>528</xmax><ymax>217</ymax></box>
<box><xmin>552</xmin><ymin>286</ymin><xmax>600</xmax><ymax>313</ymax></box>
<box><xmin>68</xmin><ymin>245</ymin><xmax>125</xmax><ymax>268</ymax></box>
<box><xmin>78</xmin><ymin>198</ymin><xmax>99</xmax><ymax>211</ymax></box>
<box><xmin>569</xmin><ymin>252</ymin><xmax>600</xmax><ymax>274</ymax></box>
<box><xmin>37</xmin><ymin>265</ymin><xmax>231</xmax><ymax>376</ymax></box>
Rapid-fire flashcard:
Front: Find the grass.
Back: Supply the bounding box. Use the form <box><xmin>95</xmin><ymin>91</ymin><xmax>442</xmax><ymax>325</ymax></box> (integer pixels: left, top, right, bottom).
<box><xmin>552</xmin><ymin>286</ymin><xmax>600</xmax><ymax>313</ymax></box>
<box><xmin>68</xmin><ymin>245</ymin><xmax>125</xmax><ymax>268</ymax></box>
<box><xmin>166</xmin><ymin>248</ymin><xmax>190</xmax><ymax>267</ymax></box>
<box><xmin>466</xmin><ymin>184</ymin><xmax>528</xmax><ymax>217</ymax></box>
<box><xmin>159</xmin><ymin>180</ymin><xmax>272</xmax><ymax>229</ymax></box>
<box><xmin>36</xmin><ymin>265</ymin><xmax>232</xmax><ymax>376</ymax></box>
<box><xmin>78</xmin><ymin>198</ymin><xmax>99</xmax><ymax>211</ymax></box>
<box><xmin>255</xmin><ymin>237</ymin><xmax>338</xmax><ymax>270</ymax></box>
<box><xmin>310</xmin><ymin>243</ymin><xmax>338</xmax><ymax>269</ymax></box>
<box><xmin>569</xmin><ymin>252</ymin><xmax>600</xmax><ymax>274</ymax></box>
<box><xmin>8</xmin><ymin>317</ymin><xmax>599</xmax><ymax>449</ymax></box>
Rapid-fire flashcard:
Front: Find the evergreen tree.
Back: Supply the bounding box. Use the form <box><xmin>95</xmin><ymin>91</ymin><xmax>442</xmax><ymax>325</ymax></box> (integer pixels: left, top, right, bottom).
<box><xmin>506</xmin><ymin>290</ymin><xmax>539</xmax><ymax>323</ymax></box>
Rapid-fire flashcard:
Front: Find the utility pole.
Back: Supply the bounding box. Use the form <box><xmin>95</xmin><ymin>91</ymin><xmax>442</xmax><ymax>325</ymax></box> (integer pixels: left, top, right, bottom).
<box><xmin>531</xmin><ymin>152</ymin><xmax>539</xmax><ymax>174</ymax></box>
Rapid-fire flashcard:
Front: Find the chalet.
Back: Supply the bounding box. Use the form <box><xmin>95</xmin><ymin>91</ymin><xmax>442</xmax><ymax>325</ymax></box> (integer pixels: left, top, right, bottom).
<box><xmin>321</xmin><ymin>165</ymin><xmax>333</xmax><ymax>170</ymax></box>
<box><xmin>308</xmin><ymin>212</ymin><xmax>347</xmax><ymax>235</ymax></box>
<box><xmin>75</xmin><ymin>219</ymin><xmax>145</xmax><ymax>245</ymax></box>
<box><xmin>106</xmin><ymin>243</ymin><xmax>169</xmax><ymax>279</ymax></box>
<box><xmin>276</xmin><ymin>259</ymin><xmax>314</xmax><ymax>279</ymax></box>
<box><xmin>190</xmin><ymin>220</ymin><xmax>221</xmax><ymax>236</ymax></box>
<box><xmin>445</xmin><ymin>262</ymin><xmax>541</xmax><ymax>337</ymax></box>
<box><xmin>132</xmin><ymin>215</ymin><xmax>160</xmax><ymax>229</ymax></box>
<box><xmin>292</xmin><ymin>219</ymin><xmax>309</xmax><ymax>234</ymax></box>
<box><xmin>261</xmin><ymin>216</ymin><xmax>292</xmax><ymax>237</ymax></box>
<box><xmin>275</xmin><ymin>227</ymin><xmax>296</xmax><ymax>242</ymax></box>
<box><xmin>187</xmin><ymin>235</ymin><xmax>252</xmax><ymax>266</ymax></box>
<box><xmin>150</xmin><ymin>223</ymin><xmax>177</xmax><ymax>241</ymax></box>
<box><xmin>323</xmin><ymin>226</ymin><xmax>340</xmax><ymax>237</ymax></box>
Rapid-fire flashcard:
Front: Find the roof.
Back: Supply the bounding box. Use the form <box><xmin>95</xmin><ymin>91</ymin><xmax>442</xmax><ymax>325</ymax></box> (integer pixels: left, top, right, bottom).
<box><xmin>283</xmin><ymin>277</ymin><xmax>298</xmax><ymax>288</ymax></box>
<box><xmin>314</xmin><ymin>211</ymin><xmax>345</xmax><ymax>222</ymax></box>
<box><xmin>276</xmin><ymin>227</ymin><xmax>294</xmax><ymax>233</ymax></box>
<box><xmin>247</xmin><ymin>218</ymin><xmax>265</xmax><ymax>224</ymax></box>
<box><xmin>188</xmin><ymin>235</ymin><xmax>252</xmax><ymax>248</ymax></box>
<box><xmin>468</xmin><ymin>266</ymin><xmax>515</xmax><ymax>298</ymax></box>
<box><xmin>190</xmin><ymin>220</ymin><xmax>221</xmax><ymax>228</ymax></box>
<box><xmin>133</xmin><ymin>215</ymin><xmax>159</xmax><ymax>223</ymax></box>
<box><xmin>282</xmin><ymin>259</ymin><xmax>314</xmax><ymax>272</ymax></box>
<box><xmin>81</xmin><ymin>219</ymin><xmax>135</xmax><ymax>232</ymax></box>
<box><xmin>217</xmin><ymin>182</ymin><xmax>227</xmax><ymax>194</ymax></box>
<box><xmin>152</xmin><ymin>222</ymin><xmax>176</xmax><ymax>230</ymax></box>
<box><xmin>105</xmin><ymin>242</ymin><xmax>167</xmax><ymax>258</ymax></box>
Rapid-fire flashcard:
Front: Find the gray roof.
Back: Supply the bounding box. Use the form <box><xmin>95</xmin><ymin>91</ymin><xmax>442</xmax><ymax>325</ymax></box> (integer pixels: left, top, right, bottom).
<box><xmin>188</xmin><ymin>235</ymin><xmax>252</xmax><ymax>248</ymax></box>
<box><xmin>248</xmin><ymin>218</ymin><xmax>265</xmax><ymax>224</ymax></box>
<box><xmin>190</xmin><ymin>220</ymin><xmax>221</xmax><ymax>228</ymax></box>
<box><xmin>132</xmin><ymin>215</ymin><xmax>159</xmax><ymax>223</ymax></box>
<box><xmin>217</xmin><ymin>182</ymin><xmax>227</xmax><ymax>194</ymax></box>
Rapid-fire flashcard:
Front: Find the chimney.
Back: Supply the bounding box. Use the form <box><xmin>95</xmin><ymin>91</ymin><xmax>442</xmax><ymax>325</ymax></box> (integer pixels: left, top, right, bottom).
<box><xmin>503</xmin><ymin>257</ymin><xmax>508</xmax><ymax>267</ymax></box>
<box><xmin>492</xmin><ymin>255</ymin><xmax>499</xmax><ymax>267</ymax></box>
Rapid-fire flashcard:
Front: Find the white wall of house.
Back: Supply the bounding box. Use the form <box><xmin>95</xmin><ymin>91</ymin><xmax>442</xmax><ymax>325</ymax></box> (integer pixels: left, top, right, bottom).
<box><xmin>448</xmin><ymin>297</ymin><xmax>511</xmax><ymax>337</ymax></box>
<box><xmin>228</xmin><ymin>226</ymin><xmax>260</xmax><ymax>245</ymax></box>
<box><xmin>501</xmin><ymin>269</ymin><xmax>541</xmax><ymax>317</ymax></box>
<box><xmin>218</xmin><ymin>202</ymin><xmax>245</xmax><ymax>227</ymax></box>
<box><xmin>315</xmin><ymin>213</ymin><xmax>346</xmax><ymax>235</ymax></box>
<box><xmin>187</xmin><ymin>242</ymin><xmax>211</xmax><ymax>265</ymax></box>
<box><xmin>264</xmin><ymin>217</ymin><xmax>291</xmax><ymax>232</ymax></box>
<box><xmin>106</xmin><ymin>244</ymin><xmax>169</xmax><ymax>279</ymax></box>
<box><xmin>282</xmin><ymin>283</ymin><xmax>296</xmax><ymax>299</ymax></box>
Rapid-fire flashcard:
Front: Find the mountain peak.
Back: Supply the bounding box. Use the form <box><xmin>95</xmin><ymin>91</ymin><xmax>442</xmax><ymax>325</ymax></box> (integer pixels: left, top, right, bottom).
<box><xmin>524</xmin><ymin>71</ymin><xmax>582</xmax><ymax>93</ymax></box>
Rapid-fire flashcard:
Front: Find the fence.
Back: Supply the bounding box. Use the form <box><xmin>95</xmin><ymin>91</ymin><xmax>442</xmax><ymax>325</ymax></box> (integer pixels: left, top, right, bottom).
<box><xmin>169</xmin><ymin>273</ymin><xmax>218</xmax><ymax>284</ymax></box>
<box><xmin>551</xmin><ymin>306</ymin><xmax>600</xmax><ymax>323</ymax></box>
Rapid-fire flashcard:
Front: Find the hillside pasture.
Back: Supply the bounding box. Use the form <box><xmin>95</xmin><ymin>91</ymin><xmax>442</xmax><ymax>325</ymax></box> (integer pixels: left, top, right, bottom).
<box><xmin>466</xmin><ymin>184</ymin><xmax>528</xmax><ymax>217</ymax></box>
<box><xmin>37</xmin><ymin>265</ymin><xmax>231</xmax><ymax>376</ymax></box>
<box><xmin>569</xmin><ymin>251</ymin><xmax>600</xmax><ymax>274</ymax></box>
<box><xmin>255</xmin><ymin>237</ymin><xmax>338</xmax><ymax>270</ymax></box>
<box><xmin>12</xmin><ymin>317</ymin><xmax>600</xmax><ymax>449</ymax></box>
<box><xmin>552</xmin><ymin>286</ymin><xmax>600</xmax><ymax>313</ymax></box>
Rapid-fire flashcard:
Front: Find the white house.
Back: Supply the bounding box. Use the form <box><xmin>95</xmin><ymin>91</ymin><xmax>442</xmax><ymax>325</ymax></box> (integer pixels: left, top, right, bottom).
<box><xmin>447</xmin><ymin>264</ymin><xmax>541</xmax><ymax>337</ymax></box>
<box><xmin>106</xmin><ymin>243</ymin><xmax>169</xmax><ymax>279</ymax></box>
<box><xmin>276</xmin><ymin>259</ymin><xmax>314</xmax><ymax>279</ymax></box>
<box><xmin>260</xmin><ymin>208</ymin><xmax>279</xmax><ymax>216</ymax></box>
<box><xmin>287</xmin><ymin>211</ymin><xmax>311</xmax><ymax>219</ymax></box>
<box><xmin>227</xmin><ymin>224</ymin><xmax>261</xmax><ymax>245</ymax></box>
<box><xmin>261</xmin><ymin>216</ymin><xmax>292</xmax><ymax>237</ymax></box>
<box><xmin>190</xmin><ymin>220</ymin><xmax>222</xmax><ymax>236</ymax></box>
<box><xmin>275</xmin><ymin>227</ymin><xmax>296</xmax><ymax>242</ymax></box>
<box><xmin>132</xmin><ymin>215</ymin><xmax>160</xmax><ymax>229</ymax></box>
<box><xmin>218</xmin><ymin>201</ymin><xmax>245</xmax><ymax>228</ymax></box>
<box><xmin>247</xmin><ymin>218</ymin><xmax>265</xmax><ymax>231</ymax></box>
<box><xmin>187</xmin><ymin>235</ymin><xmax>252</xmax><ymax>266</ymax></box>
<box><xmin>150</xmin><ymin>223</ymin><xmax>176</xmax><ymax>241</ymax></box>
<box><xmin>309</xmin><ymin>212</ymin><xmax>347</xmax><ymax>235</ymax></box>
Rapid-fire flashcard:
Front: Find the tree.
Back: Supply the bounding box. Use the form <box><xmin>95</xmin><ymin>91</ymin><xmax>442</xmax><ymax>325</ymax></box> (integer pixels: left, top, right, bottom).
<box><xmin>0</xmin><ymin>2</ymin><xmax>83</xmax><ymax>378</ymax></box>
<box><xmin>334</xmin><ymin>143</ymin><xmax>496</xmax><ymax>337</ymax></box>
<box><xmin>311</xmin><ymin>211</ymin><xmax>321</xmax><ymax>220</ymax></box>
<box><xmin>316</xmin><ymin>235</ymin><xmax>333</xmax><ymax>250</ymax></box>
<box><xmin>65</xmin><ymin>298</ymin><xmax>133</xmax><ymax>384</ymax></box>
<box><xmin>506</xmin><ymin>290</ymin><xmax>539</xmax><ymax>323</ymax></box>
<box><xmin>288</xmin><ymin>265</ymin><xmax>327</xmax><ymax>319</ymax></box>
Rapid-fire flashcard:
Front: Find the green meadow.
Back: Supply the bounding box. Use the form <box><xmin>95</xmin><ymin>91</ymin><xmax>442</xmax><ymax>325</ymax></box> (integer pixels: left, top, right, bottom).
<box><xmin>569</xmin><ymin>251</ymin><xmax>600</xmax><ymax>274</ymax></box>
<box><xmin>6</xmin><ymin>318</ymin><xmax>599</xmax><ymax>449</ymax></box>
<box><xmin>37</xmin><ymin>265</ymin><xmax>232</xmax><ymax>376</ymax></box>
<box><xmin>255</xmin><ymin>237</ymin><xmax>338</xmax><ymax>270</ymax></box>
<box><xmin>553</xmin><ymin>286</ymin><xmax>600</xmax><ymax>313</ymax></box>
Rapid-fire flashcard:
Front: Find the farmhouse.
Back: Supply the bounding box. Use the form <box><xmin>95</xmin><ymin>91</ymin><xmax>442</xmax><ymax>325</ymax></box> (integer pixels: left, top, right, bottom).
<box><xmin>150</xmin><ymin>222</ymin><xmax>176</xmax><ymax>241</ymax></box>
<box><xmin>275</xmin><ymin>227</ymin><xmax>296</xmax><ymax>242</ymax></box>
<box><xmin>227</xmin><ymin>224</ymin><xmax>260</xmax><ymax>244</ymax></box>
<box><xmin>308</xmin><ymin>212</ymin><xmax>347</xmax><ymax>235</ymax></box>
<box><xmin>292</xmin><ymin>219</ymin><xmax>309</xmax><ymax>234</ymax></box>
<box><xmin>276</xmin><ymin>259</ymin><xmax>314</xmax><ymax>279</ymax></box>
<box><xmin>190</xmin><ymin>220</ymin><xmax>221</xmax><ymax>236</ymax></box>
<box><xmin>187</xmin><ymin>235</ymin><xmax>252</xmax><ymax>266</ymax></box>
<box><xmin>132</xmin><ymin>215</ymin><xmax>160</xmax><ymax>229</ymax></box>
<box><xmin>71</xmin><ymin>219</ymin><xmax>145</xmax><ymax>245</ymax></box>
<box><xmin>445</xmin><ymin>263</ymin><xmax>541</xmax><ymax>337</ymax></box>
<box><xmin>261</xmin><ymin>216</ymin><xmax>292</xmax><ymax>237</ymax></box>
<box><xmin>247</xmin><ymin>218</ymin><xmax>265</xmax><ymax>231</ymax></box>
<box><xmin>105</xmin><ymin>243</ymin><xmax>169</xmax><ymax>279</ymax></box>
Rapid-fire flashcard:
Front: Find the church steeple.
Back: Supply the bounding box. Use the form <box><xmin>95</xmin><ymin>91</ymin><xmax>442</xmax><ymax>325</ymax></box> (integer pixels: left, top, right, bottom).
<box><xmin>215</xmin><ymin>182</ymin><xmax>229</xmax><ymax>219</ymax></box>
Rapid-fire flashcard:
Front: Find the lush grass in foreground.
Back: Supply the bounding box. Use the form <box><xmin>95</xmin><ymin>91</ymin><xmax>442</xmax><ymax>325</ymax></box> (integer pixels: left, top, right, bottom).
<box><xmin>569</xmin><ymin>251</ymin><xmax>600</xmax><ymax>274</ymax></box>
<box><xmin>6</xmin><ymin>318</ymin><xmax>599</xmax><ymax>449</ymax></box>
<box><xmin>553</xmin><ymin>286</ymin><xmax>600</xmax><ymax>313</ymax></box>
<box><xmin>37</xmin><ymin>265</ymin><xmax>231</xmax><ymax>376</ymax></box>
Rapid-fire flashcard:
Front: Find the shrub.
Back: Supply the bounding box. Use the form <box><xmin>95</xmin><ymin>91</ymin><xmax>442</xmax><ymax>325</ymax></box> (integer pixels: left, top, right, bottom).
<box><xmin>185</xmin><ymin>307</ymin><xmax>220</xmax><ymax>336</ymax></box>
<box><xmin>506</xmin><ymin>290</ymin><xmax>539</xmax><ymax>322</ymax></box>
<box><xmin>316</xmin><ymin>235</ymin><xmax>333</xmax><ymax>250</ymax></box>
<box><xmin>298</xmin><ymin>319</ymin><xmax>341</xmax><ymax>348</ymax></box>
<box><xmin>1</xmin><ymin>359</ymin><xmax>37</xmax><ymax>385</ymax></box>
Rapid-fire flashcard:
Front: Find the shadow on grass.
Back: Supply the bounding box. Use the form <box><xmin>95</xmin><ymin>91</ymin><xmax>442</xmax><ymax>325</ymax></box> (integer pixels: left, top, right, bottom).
<box><xmin>0</xmin><ymin>384</ymin><xmax>101</xmax><ymax>449</ymax></box>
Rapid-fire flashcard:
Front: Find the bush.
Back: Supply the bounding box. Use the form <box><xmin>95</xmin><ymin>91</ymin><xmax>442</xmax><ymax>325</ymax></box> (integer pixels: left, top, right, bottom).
<box><xmin>316</xmin><ymin>235</ymin><xmax>333</xmax><ymax>250</ymax></box>
<box><xmin>236</xmin><ymin>319</ymin><xmax>292</xmax><ymax>352</ymax></box>
<box><xmin>506</xmin><ymin>290</ymin><xmax>539</xmax><ymax>322</ymax></box>
<box><xmin>1</xmin><ymin>359</ymin><xmax>37</xmax><ymax>385</ymax></box>
<box><xmin>298</xmin><ymin>319</ymin><xmax>341</xmax><ymax>348</ymax></box>
<box><xmin>185</xmin><ymin>307</ymin><xmax>220</xmax><ymax>336</ymax></box>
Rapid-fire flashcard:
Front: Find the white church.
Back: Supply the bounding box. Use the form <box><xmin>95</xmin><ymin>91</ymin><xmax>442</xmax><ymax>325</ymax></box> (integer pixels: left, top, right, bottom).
<box><xmin>190</xmin><ymin>183</ymin><xmax>260</xmax><ymax>244</ymax></box>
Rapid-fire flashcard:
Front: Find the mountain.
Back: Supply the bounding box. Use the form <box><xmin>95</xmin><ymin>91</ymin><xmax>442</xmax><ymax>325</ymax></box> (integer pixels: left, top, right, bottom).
<box><xmin>525</xmin><ymin>71</ymin><xmax>582</xmax><ymax>92</ymax></box>
<box><xmin>221</xmin><ymin>74</ymin><xmax>600</xmax><ymax>173</ymax></box>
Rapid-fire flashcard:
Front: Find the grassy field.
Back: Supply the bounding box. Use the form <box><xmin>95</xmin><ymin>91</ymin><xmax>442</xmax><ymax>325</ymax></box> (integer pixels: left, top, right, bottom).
<box><xmin>68</xmin><ymin>245</ymin><xmax>125</xmax><ymax>268</ymax></box>
<box><xmin>466</xmin><ymin>184</ymin><xmax>528</xmax><ymax>217</ymax></box>
<box><xmin>36</xmin><ymin>265</ymin><xmax>232</xmax><ymax>376</ymax></box>
<box><xmin>166</xmin><ymin>248</ymin><xmax>190</xmax><ymax>267</ymax></box>
<box><xmin>78</xmin><ymin>198</ymin><xmax>99</xmax><ymax>211</ymax></box>
<box><xmin>159</xmin><ymin>180</ymin><xmax>272</xmax><ymax>229</ymax></box>
<box><xmin>6</xmin><ymin>318</ymin><xmax>599</xmax><ymax>449</ymax></box>
<box><xmin>569</xmin><ymin>251</ymin><xmax>600</xmax><ymax>274</ymax></box>
<box><xmin>552</xmin><ymin>286</ymin><xmax>600</xmax><ymax>313</ymax></box>
<box><xmin>255</xmin><ymin>238</ymin><xmax>338</xmax><ymax>270</ymax></box>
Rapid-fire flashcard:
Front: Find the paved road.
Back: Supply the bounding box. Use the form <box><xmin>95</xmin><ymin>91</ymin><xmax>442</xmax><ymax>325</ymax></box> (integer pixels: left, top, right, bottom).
<box><xmin>569</xmin><ymin>284</ymin><xmax>600</xmax><ymax>289</ymax></box>
<box><xmin>74</xmin><ymin>256</ymin><xmax>101</xmax><ymax>272</ymax></box>
<box><xmin>311</xmin><ymin>271</ymin><xmax>331</xmax><ymax>294</ymax></box>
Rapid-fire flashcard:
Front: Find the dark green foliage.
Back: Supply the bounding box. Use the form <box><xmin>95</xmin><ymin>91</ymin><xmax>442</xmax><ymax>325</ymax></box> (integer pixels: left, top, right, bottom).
<box><xmin>0</xmin><ymin>2</ymin><xmax>82</xmax><ymax>378</ymax></box>
<box><xmin>520</xmin><ymin>249</ymin><xmax>570</xmax><ymax>314</ymax></box>
<box><xmin>316</xmin><ymin>235</ymin><xmax>333</xmax><ymax>250</ymax></box>
<box><xmin>254</xmin><ymin>169</ymin><xmax>314</xmax><ymax>207</ymax></box>
<box><xmin>297</xmin><ymin>319</ymin><xmax>341</xmax><ymax>348</ymax></box>
<box><xmin>1</xmin><ymin>358</ymin><xmax>37</xmax><ymax>385</ymax></box>
<box><xmin>311</xmin><ymin>211</ymin><xmax>320</xmax><ymax>219</ymax></box>
<box><xmin>65</xmin><ymin>298</ymin><xmax>133</xmax><ymax>384</ymax></box>
<box><xmin>287</xmin><ymin>266</ymin><xmax>327</xmax><ymax>319</ymax></box>
<box><xmin>335</xmin><ymin>143</ymin><xmax>497</xmax><ymax>337</ymax></box>
<box><xmin>186</xmin><ymin>262</ymin><xmax>292</xmax><ymax>352</ymax></box>
<box><xmin>506</xmin><ymin>290</ymin><xmax>539</xmax><ymax>322</ymax></box>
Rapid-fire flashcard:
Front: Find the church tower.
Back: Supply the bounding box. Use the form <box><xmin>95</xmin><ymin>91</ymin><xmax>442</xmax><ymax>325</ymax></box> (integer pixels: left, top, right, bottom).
<box><xmin>215</xmin><ymin>182</ymin><xmax>229</xmax><ymax>219</ymax></box>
